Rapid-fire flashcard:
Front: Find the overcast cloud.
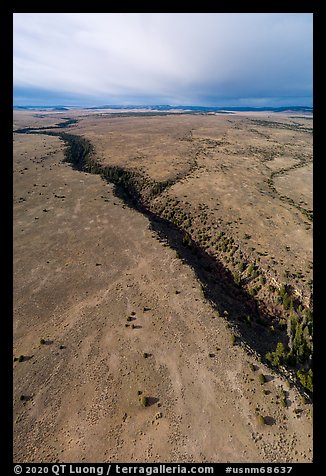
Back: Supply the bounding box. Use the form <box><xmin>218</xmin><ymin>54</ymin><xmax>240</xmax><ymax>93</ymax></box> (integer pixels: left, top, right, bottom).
<box><xmin>13</xmin><ymin>13</ymin><xmax>313</xmax><ymax>106</ymax></box>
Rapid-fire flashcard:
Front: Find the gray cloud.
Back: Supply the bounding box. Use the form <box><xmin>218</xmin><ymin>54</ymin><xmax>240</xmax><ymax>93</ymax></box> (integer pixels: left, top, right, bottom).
<box><xmin>13</xmin><ymin>13</ymin><xmax>313</xmax><ymax>106</ymax></box>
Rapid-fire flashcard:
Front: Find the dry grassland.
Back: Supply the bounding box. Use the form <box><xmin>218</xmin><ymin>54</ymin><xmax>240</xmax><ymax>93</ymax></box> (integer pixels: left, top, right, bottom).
<box><xmin>13</xmin><ymin>110</ymin><xmax>312</xmax><ymax>463</ymax></box>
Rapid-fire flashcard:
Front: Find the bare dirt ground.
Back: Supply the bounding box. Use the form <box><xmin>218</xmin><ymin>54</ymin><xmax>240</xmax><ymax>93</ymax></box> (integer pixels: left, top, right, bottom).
<box><xmin>13</xmin><ymin>111</ymin><xmax>312</xmax><ymax>463</ymax></box>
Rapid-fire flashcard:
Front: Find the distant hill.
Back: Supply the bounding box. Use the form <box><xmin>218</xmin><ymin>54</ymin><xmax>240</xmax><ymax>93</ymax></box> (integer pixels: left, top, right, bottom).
<box><xmin>13</xmin><ymin>105</ymin><xmax>69</xmax><ymax>111</ymax></box>
<box><xmin>85</xmin><ymin>104</ymin><xmax>313</xmax><ymax>113</ymax></box>
<box><xmin>14</xmin><ymin>104</ymin><xmax>312</xmax><ymax>114</ymax></box>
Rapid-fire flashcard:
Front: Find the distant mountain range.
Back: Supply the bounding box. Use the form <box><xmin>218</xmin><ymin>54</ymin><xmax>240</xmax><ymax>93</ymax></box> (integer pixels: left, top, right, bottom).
<box><xmin>14</xmin><ymin>105</ymin><xmax>70</xmax><ymax>111</ymax></box>
<box><xmin>13</xmin><ymin>104</ymin><xmax>313</xmax><ymax>113</ymax></box>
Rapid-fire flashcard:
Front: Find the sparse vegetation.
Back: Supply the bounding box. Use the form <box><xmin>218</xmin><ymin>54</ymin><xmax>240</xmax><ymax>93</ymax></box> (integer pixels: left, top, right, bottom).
<box><xmin>239</xmin><ymin>261</ymin><xmax>246</xmax><ymax>273</ymax></box>
<box><xmin>280</xmin><ymin>388</ymin><xmax>287</xmax><ymax>407</ymax></box>
<box><xmin>139</xmin><ymin>395</ymin><xmax>149</xmax><ymax>407</ymax></box>
<box><xmin>266</xmin><ymin>342</ymin><xmax>286</xmax><ymax>367</ymax></box>
<box><xmin>258</xmin><ymin>373</ymin><xmax>266</xmax><ymax>385</ymax></box>
<box><xmin>297</xmin><ymin>369</ymin><xmax>313</xmax><ymax>393</ymax></box>
<box><xmin>14</xmin><ymin>110</ymin><xmax>312</xmax><ymax>458</ymax></box>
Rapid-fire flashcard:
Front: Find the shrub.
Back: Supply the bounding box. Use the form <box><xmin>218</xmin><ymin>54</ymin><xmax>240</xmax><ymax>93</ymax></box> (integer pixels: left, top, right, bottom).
<box><xmin>18</xmin><ymin>355</ymin><xmax>24</xmax><ymax>363</ymax></box>
<box><xmin>40</xmin><ymin>338</ymin><xmax>45</xmax><ymax>345</ymax></box>
<box><xmin>257</xmin><ymin>415</ymin><xmax>265</xmax><ymax>425</ymax></box>
<box><xmin>297</xmin><ymin>369</ymin><xmax>313</xmax><ymax>392</ymax></box>
<box><xmin>140</xmin><ymin>396</ymin><xmax>149</xmax><ymax>407</ymax></box>
<box><xmin>266</xmin><ymin>341</ymin><xmax>286</xmax><ymax>367</ymax></box>
<box><xmin>247</xmin><ymin>264</ymin><xmax>254</xmax><ymax>275</ymax></box>
<box><xmin>230</xmin><ymin>334</ymin><xmax>236</xmax><ymax>346</ymax></box>
<box><xmin>234</xmin><ymin>272</ymin><xmax>241</xmax><ymax>286</ymax></box>
<box><xmin>258</xmin><ymin>373</ymin><xmax>266</xmax><ymax>385</ymax></box>
<box><xmin>249</xmin><ymin>287</ymin><xmax>259</xmax><ymax>296</ymax></box>
<box><xmin>143</xmin><ymin>352</ymin><xmax>149</xmax><ymax>358</ymax></box>
<box><xmin>249</xmin><ymin>362</ymin><xmax>255</xmax><ymax>372</ymax></box>
<box><xmin>282</xmin><ymin>294</ymin><xmax>292</xmax><ymax>310</ymax></box>
<box><xmin>280</xmin><ymin>397</ymin><xmax>287</xmax><ymax>408</ymax></box>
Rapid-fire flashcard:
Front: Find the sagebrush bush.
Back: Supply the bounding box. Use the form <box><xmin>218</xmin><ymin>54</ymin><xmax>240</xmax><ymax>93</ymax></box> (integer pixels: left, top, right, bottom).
<box><xmin>140</xmin><ymin>396</ymin><xmax>149</xmax><ymax>407</ymax></box>
<box><xmin>258</xmin><ymin>373</ymin><xmax>266</xmax><ymax>385</ymax></box>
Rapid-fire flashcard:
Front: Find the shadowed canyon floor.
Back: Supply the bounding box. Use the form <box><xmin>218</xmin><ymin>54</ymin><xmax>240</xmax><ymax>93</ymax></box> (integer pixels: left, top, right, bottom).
<box><xmin>13</xmin><ymin>111</ymin><xmax>312</xmax><ymax>462</ymax></box>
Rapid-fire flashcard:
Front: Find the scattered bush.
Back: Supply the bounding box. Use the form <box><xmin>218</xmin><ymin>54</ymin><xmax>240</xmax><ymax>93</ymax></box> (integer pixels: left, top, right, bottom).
<box><xmin>266</xmin><ymin>342</ymin><xmax>286</xmax><ymax>367</ymax></box>
<box><xmin>249</xmin><ymin>286</ymin><xmax>259</xmax><ymax>296</ymax></box>
<box><xmin>279</xmin><ymin>387</ymin><xmax>287</xmax><ymax>407</ymax></box>
<box><xmin>297</xmin><ymin>369</ymin><xmax>313</xmax><ymax>393</ymax></box>
<box><xmin>280</xmin><ymin>397</ymin><xmax>287</xmax><ymax>408</ymax></box>
<box><xmin>234</xmin><ymin>272</ymin><xmax>241</xmax><ymax>286</ymax></box>
<box><xmin>247</xmin><ymin>263</ymin><xmax>254</xmax><ymax>275</ymax></box>
<box><xmin>258</xmin><ymin>373</ymin><xmax>266</xmax><ymax>385</ymax></box>
<box><xmin>140</xmin><ymin>396</ymin><xmax>149</xmax><ymax>407</ymax></box>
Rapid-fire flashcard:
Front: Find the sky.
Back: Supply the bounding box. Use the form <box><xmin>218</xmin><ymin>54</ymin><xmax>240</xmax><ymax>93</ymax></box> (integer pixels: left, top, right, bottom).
<box><xmin>13</xmin><ymin>13</ymin><xmax>313</xmax><ymax>107</ymax></box>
